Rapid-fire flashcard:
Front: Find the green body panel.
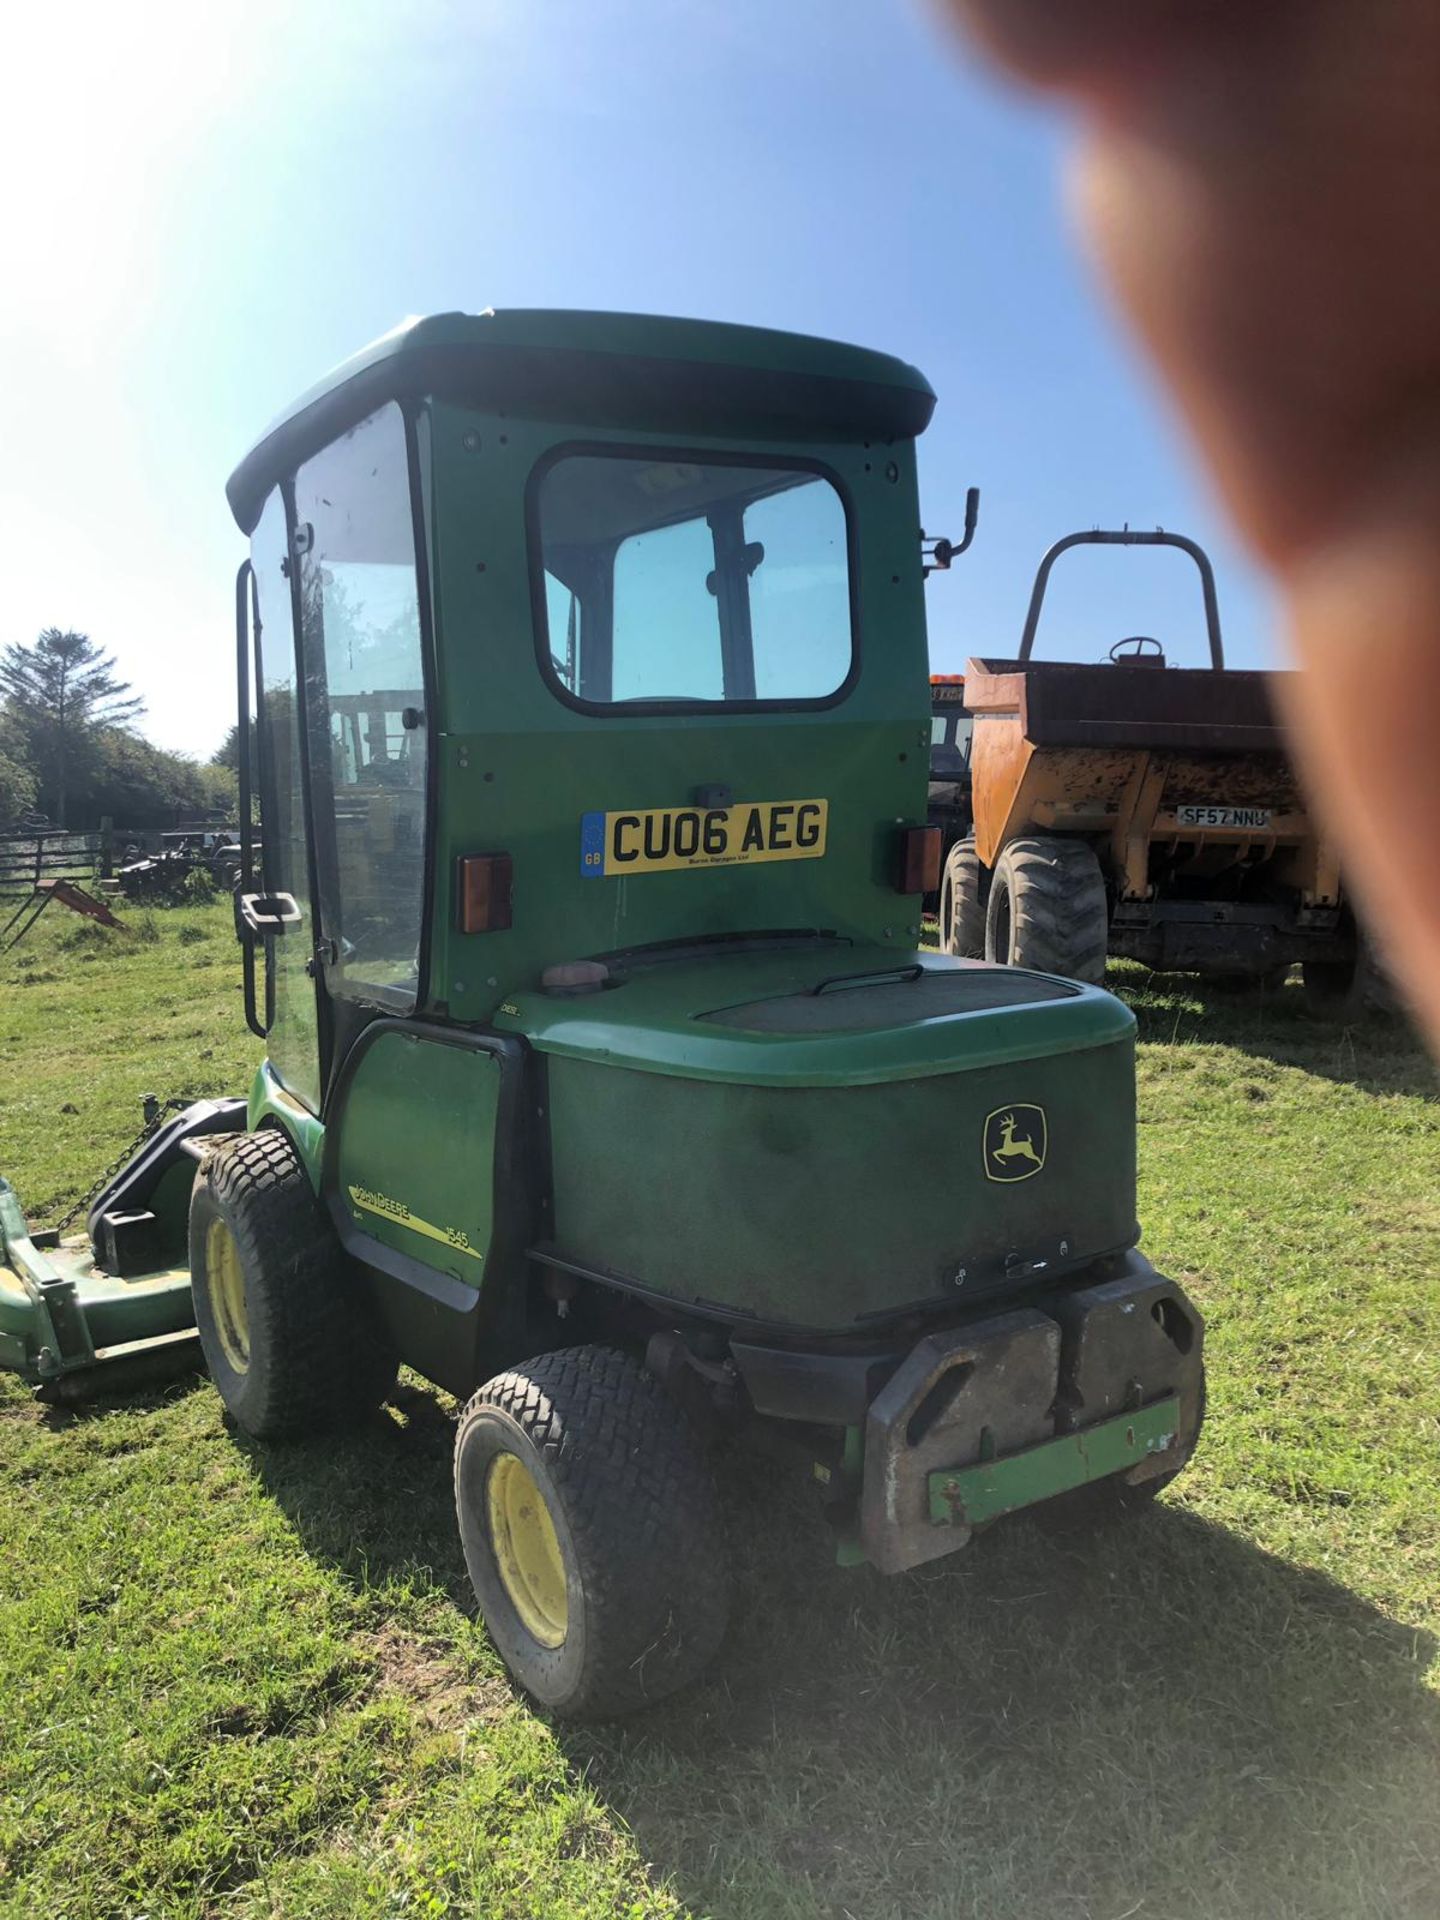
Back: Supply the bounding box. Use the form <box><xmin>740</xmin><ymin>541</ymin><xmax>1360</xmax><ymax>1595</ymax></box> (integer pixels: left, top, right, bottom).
<box><xmin>334</xmin><ymin>1031</ymin><xmax>500</xmax><ymax>1288</ymax></box>
<box><xmin>248</xmin><ymin>1060</ymin><xmax>326</xmax><ymax>1190</ymax></box>
<box><xmin>928</xmin><ymin>1396</ymin><xmax>1182</xmax><ymax>1527</ymax></box>
<box><xmin>497</xmin><ymin>945</ymin><xmax>1133</xmax><ymax>1086</ymax></box>
<box><xmin>544</xmin><ymin>1030</ymin><xmax>1138</xmax><ymax>1329</ymax></box>
<box><xmin>423</xmin><ymin>407</ymin><xmax>933</xmax><ymax>1028</ymax></box>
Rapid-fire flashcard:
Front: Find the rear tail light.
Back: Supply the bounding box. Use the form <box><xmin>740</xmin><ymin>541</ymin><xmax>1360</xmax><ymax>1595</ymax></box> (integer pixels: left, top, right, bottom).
<box><xmin>895</xmin><ymin>825</ymin><xmax>942</xmax><ymax>895</ymax></box>
<box><xmin>455</xmin><ymin>853</ymin><xmax>513</xmax><ymax>932</ymax></box>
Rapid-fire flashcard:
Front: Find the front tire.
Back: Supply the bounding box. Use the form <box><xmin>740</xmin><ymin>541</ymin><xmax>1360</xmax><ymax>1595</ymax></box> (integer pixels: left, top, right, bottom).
<box><xmin>189</xmin><ymin>1128</ymin><xmax>396</xmax><ymax>1439</ymax></box>
<box><xmin>939</xmin><ymin>837</ymin><xmax>986</xmax><ymax>958</ymax></box>
<box><xmin>455</xmin><ymin>1346</ymin><xmax>729</xmax><ymax>1718</ymax></box>
<box><xmin>984</xmin><ymin>836</ymin><xmax>1109</xmax><ymax>983</ymax></box>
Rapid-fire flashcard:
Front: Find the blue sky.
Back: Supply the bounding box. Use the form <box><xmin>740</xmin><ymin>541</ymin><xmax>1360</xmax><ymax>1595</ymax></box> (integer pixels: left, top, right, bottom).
<box><xmin>0</xmin><ymin>0</ymin><xmax>1276</xmax><ymax>757</ymax></box>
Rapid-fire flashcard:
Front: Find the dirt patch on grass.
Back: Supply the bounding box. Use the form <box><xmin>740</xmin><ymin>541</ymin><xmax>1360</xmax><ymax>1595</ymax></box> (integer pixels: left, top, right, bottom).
<box><xmin>357</xmin><ymin>1622</ymin><xmax>509</xmax><ymax>1730</ymax></box>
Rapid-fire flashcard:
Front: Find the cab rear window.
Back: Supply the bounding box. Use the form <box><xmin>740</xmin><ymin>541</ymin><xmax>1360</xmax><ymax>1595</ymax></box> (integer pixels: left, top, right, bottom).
<box><xmin>532</xmin><ymin>450</ymin><xmax>854</xmax><ymax>712</ymax></box>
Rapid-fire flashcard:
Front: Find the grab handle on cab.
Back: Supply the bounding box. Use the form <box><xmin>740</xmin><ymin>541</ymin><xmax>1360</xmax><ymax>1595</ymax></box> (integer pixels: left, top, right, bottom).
<box><xmin>810</xmin><ymin>963</ymin><xmax>926</xmax><ymax>997</ymax></box>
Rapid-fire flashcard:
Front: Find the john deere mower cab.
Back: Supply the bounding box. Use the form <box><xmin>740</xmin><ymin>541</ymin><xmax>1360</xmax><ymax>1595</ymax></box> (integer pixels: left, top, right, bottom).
<box><xmin>1</xmin><ymin>312</ymin><xmax>1204</xmax><ymax>1719</ymax></box>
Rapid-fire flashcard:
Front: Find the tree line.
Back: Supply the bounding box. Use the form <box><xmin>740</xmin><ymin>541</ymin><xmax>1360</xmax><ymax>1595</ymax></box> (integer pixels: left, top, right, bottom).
<box><xmin>0</xmin><ymin>630</ymin><xmax>237</xmax><ymax>833</ymax></box>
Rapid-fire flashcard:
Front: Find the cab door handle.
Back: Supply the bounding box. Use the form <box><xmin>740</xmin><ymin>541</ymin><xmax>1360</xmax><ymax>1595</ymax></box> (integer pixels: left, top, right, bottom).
<box><xmin>236</xmin><ymin>891</ymin><xmax>302</xmax><ymax>938</ymax></box>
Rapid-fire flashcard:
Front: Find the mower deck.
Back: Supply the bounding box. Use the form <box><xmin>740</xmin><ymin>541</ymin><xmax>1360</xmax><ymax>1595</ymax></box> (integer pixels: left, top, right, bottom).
<box><xmin>0</xmin><ymin>1181</ymin><xmax>197</xmax><ymax>1387</ymax></box>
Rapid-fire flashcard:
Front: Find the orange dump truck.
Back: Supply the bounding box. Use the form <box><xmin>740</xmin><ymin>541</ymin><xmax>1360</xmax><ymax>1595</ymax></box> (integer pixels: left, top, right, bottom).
<box><xmin>937</xmin><ymin>529</ymin><xmax>1370</xmax><ymax>1011</ymax></box>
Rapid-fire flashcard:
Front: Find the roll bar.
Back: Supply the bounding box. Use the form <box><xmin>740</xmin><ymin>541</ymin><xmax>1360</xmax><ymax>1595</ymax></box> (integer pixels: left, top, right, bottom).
<box><xmin>1017</xmin><ymin>528</ymin><xmax>1225</xmax><ymax>669</ymax></box>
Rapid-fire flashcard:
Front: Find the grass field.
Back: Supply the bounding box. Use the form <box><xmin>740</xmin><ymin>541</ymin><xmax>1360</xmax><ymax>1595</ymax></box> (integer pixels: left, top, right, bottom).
<box><xmin>1</xmin><ymin>902</ymin><xmax>1437</xmax><ymax>1920</ymax></box>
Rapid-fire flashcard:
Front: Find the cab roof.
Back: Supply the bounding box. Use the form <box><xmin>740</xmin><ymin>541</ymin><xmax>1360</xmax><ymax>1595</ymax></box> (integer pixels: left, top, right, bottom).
<box><xmin>226</xmin><ymin>308</ymin><xmax>936</xmax><ymax>533</ymax></box>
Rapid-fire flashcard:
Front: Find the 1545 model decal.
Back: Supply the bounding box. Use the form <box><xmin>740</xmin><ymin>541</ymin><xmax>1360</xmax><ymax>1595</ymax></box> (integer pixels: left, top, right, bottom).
<box><xmin>580</xmin><ymin>798</ymin><xmax>827</xmax><ymax>877</ymax></box>
<box><xmin>348</xmin><ymin>1185</ymin><xmax>484</xmax><ymax>1261</ymax></box>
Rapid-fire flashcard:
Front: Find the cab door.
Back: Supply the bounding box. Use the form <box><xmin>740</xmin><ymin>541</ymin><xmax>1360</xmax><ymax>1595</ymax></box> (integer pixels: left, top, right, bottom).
<box><xmin>285</xmin><ymin>407</ymin><xmax>506</xmax><ymax>1320</ymax></box>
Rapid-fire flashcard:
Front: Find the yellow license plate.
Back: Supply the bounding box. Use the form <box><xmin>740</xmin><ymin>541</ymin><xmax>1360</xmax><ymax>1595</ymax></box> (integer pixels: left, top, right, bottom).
<box><xmin>580</xmin><ymin>799</ymin><xmax>827</xmax><ymax>877</ymax></box>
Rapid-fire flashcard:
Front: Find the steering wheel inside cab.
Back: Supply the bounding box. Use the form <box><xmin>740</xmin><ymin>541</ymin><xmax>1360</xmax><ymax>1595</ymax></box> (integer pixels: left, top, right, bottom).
<box><xmin>1107</xmin><ymin>636</ymin><xmax>1166</xmax><ymax>667</ymax></box>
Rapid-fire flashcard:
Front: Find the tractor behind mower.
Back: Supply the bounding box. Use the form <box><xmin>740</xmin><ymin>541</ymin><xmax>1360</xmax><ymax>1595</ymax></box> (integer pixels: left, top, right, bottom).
<box><xmin>117</xmin><ymin>829</ymin><xmax>244</xmax><ymax>903</ymax></box>
<box><xmin>0</xmin><ymin>312</ymin><xmax>1205</xmax><ymax>1717</ymax></box>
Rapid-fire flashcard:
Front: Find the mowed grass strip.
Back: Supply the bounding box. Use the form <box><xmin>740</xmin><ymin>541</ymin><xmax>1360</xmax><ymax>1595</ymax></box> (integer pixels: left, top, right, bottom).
<box><xmin>0</xmin><ymin>908</ymin><xmax>1436</xmax><ymax>1919</ymax></box>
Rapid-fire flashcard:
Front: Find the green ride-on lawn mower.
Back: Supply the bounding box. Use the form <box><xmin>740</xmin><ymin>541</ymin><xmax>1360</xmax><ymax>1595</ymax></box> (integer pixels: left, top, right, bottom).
<box><xmin>0</xmin><ymin>311</ymin><xmax>1205</xmax><ymax>1717</ymax></box>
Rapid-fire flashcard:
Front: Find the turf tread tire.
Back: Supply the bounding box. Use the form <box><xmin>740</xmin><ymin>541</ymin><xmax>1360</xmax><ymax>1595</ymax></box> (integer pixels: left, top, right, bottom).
<box><xmin>189</xmin><ymin>1128</ymin><xmax>396</xmax><ymax>1440</ymax></box>
<box><xmin>455</xmin><ymin>1345</ymin><xmax>729</xmax><ymax>1719</ymax></box>
<box><xmin>985</xmin><ymin>835</ymin><xmax>1109</xmax><ymax>983</ymax></box>
<box><xmin>939</xmin><ymin>836</ymin><xmax>986</xmax><ymax>958</ymax></box>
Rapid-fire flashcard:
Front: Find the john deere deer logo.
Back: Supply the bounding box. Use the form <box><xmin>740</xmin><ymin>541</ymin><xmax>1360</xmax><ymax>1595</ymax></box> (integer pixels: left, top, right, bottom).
<box><xmin>983</xmin><ymin>1104</ymin><xmax>1047</xmax><ymax>1183</ymax></box>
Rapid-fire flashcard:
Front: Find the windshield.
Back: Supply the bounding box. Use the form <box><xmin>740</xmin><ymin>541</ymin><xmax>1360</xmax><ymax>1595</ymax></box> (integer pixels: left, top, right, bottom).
<box><xmin>533</xmin><ymin>452</ymin><xmax>853</xmax><ymax>709</ymax></box>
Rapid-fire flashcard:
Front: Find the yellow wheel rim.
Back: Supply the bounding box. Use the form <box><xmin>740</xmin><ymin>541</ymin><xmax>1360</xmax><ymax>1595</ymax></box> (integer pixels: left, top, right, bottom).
<box><xmin>205</xmin><ymin>1217</ymin><xmax>250</xmax><ymax>1374</ymax></box>
<box><xmin>487</xmin><ymin>1452</ymin><xmax>568</xmax><ymax>1648</ymax></box>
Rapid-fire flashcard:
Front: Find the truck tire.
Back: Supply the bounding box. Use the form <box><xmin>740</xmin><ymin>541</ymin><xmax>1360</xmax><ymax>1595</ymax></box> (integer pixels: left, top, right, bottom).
<box><xmin>1303</xmin><ymin>939</ymin><xmax>1395</xmax><ymax>1019</ymax></box>
<box><xmin>939</xmin><ymin>837</ymin><xmax>986</xmax><ymax>958</ymax></box>
<box><xmin>188</xmin><ymin>1128</ymin><xmax>396</xmax><ymax>1439</ymax></box>
<box><xmin>984</xmin><ymin>836</ymin><xmax>1109</xmax><ymax>983</ymax></box>
<box><xmin>455</xmin><ymin>1345</ymin><xmax>729</xmax><ymax>1719</ymax></box>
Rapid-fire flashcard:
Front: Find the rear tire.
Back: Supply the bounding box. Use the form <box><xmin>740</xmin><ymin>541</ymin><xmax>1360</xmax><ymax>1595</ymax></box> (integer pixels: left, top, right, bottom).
<box><xmin>189</xmin><ymin>1128</ymin><xmax>396</xmax><ymax>1439</ymax></box>
<box><xmin>1303</xmin><ymin>940</ymin><xmax>1394</xmax><ymax>1019</ymax></box>
<box><xmin>939</xmin><ymin>837</ymin><xmax>986</xmax><ymax>958</ymax></box>
<box><xmin>455</xmin><ymin>1346</ymin><xmax>729</xmax><ymax>1718</ymax></box>
<box><xmin>984</xmin><ymin>836</ymin><xmax>1109</xmax><ymax>983</ymax></box>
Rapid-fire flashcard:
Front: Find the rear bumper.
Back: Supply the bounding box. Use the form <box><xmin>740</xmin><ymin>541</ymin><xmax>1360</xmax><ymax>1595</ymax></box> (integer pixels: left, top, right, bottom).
<box><xmin>928</xmin><ymin>1394</ymin><xmax>1181</xmax><ymax>1527</ymax></box>
<box><xmin>858</xmin><ymin>1252</ymin><xmax>1203</xmax><ymax>1572</ymax></box>
<box><xmin>1109</xmin><ymin>900</ymin><xmax>1349</xmax><ymax>974</ymax></box>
